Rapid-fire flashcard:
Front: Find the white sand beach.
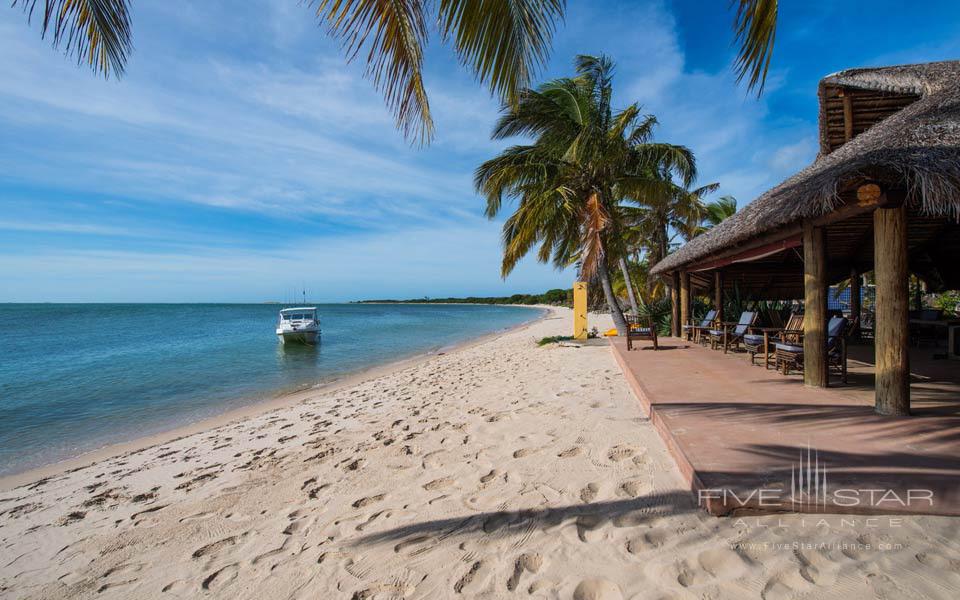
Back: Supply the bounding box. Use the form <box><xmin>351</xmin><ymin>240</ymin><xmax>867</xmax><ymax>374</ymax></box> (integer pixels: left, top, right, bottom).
<box><xmin>2</xmin><ymin>307</ymin><xmax>960</xmax><ymax>599</ymax></box>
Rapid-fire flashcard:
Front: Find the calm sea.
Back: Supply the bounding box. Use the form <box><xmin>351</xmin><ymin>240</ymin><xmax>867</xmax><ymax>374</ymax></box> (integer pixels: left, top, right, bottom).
<box><xmin>0</xmin><ymin>303</ymin><xmax>542</xmax><ymax>476</ymax></box>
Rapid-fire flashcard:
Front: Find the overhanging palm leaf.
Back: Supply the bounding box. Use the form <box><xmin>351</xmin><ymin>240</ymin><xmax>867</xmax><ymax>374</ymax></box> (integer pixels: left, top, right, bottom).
<box><xmin>437</xmin><ymin>0</ymin><xmax>564</xmax><ymax>106</ymax></box>
<box><xmin>731</xmin><ymin>0</ymin><xmax>778</xmax><ymax>94</ymax></box>
<box><xmin>315</xmin><ymin>0</ymin><xmax>564</xmax><ymax>144</ymax></box>
<box><xmin>13</xmin><ymin>0</ymin><xmax>132</xmax><ymax>78</ymax></box>
<box><xmin>314</xmin><ymin>0</ymin><xmax>431</xmax><ymax>143</ymax></box>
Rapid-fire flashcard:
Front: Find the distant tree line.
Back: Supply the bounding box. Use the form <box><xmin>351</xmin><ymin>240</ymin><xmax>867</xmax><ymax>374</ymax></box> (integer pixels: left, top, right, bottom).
<box><xmin>357</xmin><ymin>289</ymin><xmax>571</xmax><ymax>307</ymax></box>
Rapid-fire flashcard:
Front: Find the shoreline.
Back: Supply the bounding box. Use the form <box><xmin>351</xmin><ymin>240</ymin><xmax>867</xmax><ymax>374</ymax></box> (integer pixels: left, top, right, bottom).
<box><xmin>0</xmin><ymin>305</ymin><xmax>550</xmax><ymax>491</ymax></box>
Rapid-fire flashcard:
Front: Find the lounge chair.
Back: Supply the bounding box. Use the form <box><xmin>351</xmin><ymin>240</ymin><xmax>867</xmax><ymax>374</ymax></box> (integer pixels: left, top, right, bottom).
<box><xmin>682</xmin><ymin>309</ymin><xmax>717</xmax><ymax>343</ymax></box>
<box><xmin>743</xmin><ymin>313</ymin><xmax>803</xmax><ymax>368</ymax></box>
<box><xmin>626</xmin><ymin>315</ymin><xmax>658</xmax><ymax>351</ymax></box>
<box><xmin>775</xmin><ymin>316</ymin><xmax>851</xmax><ymax>383</ymax></box>
<box><xmin>707</xmin><ymin>311</ymin><xmax>758</xmax><ymax>353</ymax></box>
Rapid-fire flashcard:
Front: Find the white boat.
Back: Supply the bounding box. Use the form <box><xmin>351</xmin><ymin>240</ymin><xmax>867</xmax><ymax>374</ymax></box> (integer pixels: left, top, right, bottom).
<box><xmin>276</xmin><ymin>307</ymin><xmax>320</xmax><ymax>345</ymax></box>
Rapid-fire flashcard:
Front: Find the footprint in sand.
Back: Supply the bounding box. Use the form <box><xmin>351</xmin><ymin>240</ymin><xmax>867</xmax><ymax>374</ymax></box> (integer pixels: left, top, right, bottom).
<box><xmin>618</xmin><ymin>479</ymin><xmax>649</xmax><ymax>498</ymax></box>
<box><xmin>201</xmin><ymin>563</ymin><xmax>239</xmax><ymax>591</ymax></box>
<box><xmin>698</xmin><ymin>547</ymin><xmax>750</xmax><ymax>580</ymax></box>
<box><xmin>423</xmin><ymin>477</ymin><xmax>454</xmax><ymax>491</ymax></box>
<box><xmin>192</xmin><ymin>533</ymin><xmax>243</xmax><ymax>559</ymax></box>
<box><xmin>760</xmin><ymin>569</ymin><xmax>813</xmax><ymax>600</ymax></box>
<box><xmin>573</xmin><ymin>578</ymin><xmax>624</xmax><ymax>600</ymax></box>
<box><xmin>350</xmin><ymin>581</ymin><xmax>417</xmax><ymax>599</ymax></box>
<box><xmin>607</xmin><ymin>445</ymin><xmax>639</xmax><ymax>462</ymax></box>
<box><xmin>479</xmin><ymin>469</ymin><xmax>500</xmax><ymax>484</ymax></box>
<box><xmin>506</xmin><ymin>552</ymin><xmax>543</xmax><ymax>591</ymax></box>
<box><xmin>625</xmin><ymin>528</ymin><xmax>669</xmax><ymax>553</ymax></box>
<box><xmin>58</xmin><ymin>510</ymin><xmax>86</xmax><ymax>525</ymax></box>
<box><xmin>352</xmin><ymin>494</ymin><xmax>386</xmax><ymax>508</ymax></box>
<box><xmin>454</xmin><ymin>560</ymin><xmax>492</xmax><ymax>594</ymax></box>
<box><xmin>557</xmin><ymin>447</ymin><xmax>583</xmax><ymax>458</ymax></box>
<box><xmin>580</xmin><ymin>482</ymin><xmax>601</xmax><ymax>503</ymax></box>
<box><xmin>512</xmin><ymin>447</ymin><xmax>537</xmax><ymax>458</ymax></box>
<box><xmin>97</xmin><ymin>562</ymin><xmax>143</xmax><ymax>593</ymax></box>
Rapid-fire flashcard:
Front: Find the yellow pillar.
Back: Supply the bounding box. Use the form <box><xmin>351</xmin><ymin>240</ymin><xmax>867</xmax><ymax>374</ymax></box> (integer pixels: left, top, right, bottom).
<box><xmin>573</xmin><ymin>282</ymin><xmax>588</xmax><ymax>340</ymax></box>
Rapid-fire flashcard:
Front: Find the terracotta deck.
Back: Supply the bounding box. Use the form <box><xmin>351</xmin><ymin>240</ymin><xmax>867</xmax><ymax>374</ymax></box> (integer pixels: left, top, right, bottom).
<box><xmin>610</xmin><ymin>336</ymin><xmax>960</xmax><ymax>516</ymax></box>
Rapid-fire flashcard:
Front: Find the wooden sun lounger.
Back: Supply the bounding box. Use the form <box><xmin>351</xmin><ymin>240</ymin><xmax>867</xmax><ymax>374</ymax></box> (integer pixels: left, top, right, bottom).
<box><xmin>743</xmin><ymin>313</ymin><xmax>804</xmax><ymax>368</ymax></box>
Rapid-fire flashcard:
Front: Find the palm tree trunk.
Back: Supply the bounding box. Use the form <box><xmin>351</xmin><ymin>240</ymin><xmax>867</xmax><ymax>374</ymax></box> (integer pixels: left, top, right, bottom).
<box><xmin>599</xmin><ymin>263</ymin><xmax>629</xmax><ymax>335</ymax></box>
<box><xmin>619</xmin><ymin>257</ymin><xmax>640</xmax><ymax>317</ymax></box>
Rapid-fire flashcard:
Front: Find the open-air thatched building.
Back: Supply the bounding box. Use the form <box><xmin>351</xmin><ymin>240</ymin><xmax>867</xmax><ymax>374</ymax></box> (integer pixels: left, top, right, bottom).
<box><xmin>650</xmin><ymin>60</ymin><xmax>960</xmax><ymax>416</ymax></box>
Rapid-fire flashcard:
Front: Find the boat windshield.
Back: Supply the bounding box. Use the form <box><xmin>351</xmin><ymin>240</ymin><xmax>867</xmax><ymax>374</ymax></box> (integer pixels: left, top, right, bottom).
<box><xmin>282</xmin><ymin>313</ymin><xmax>314</xmax><ymax>321</ymax></box>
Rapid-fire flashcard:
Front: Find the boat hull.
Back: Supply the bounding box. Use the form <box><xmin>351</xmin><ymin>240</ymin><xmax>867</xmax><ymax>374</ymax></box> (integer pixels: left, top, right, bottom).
<box><xmin>276</xmin><ymin>329</ymin><xmax>319</xmax><ymax>345</ymax></box>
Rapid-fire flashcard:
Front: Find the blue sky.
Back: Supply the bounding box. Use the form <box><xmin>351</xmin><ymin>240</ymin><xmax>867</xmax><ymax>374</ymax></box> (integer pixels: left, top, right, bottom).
<box><xmin>2</xmin><ymin>1</ymin><xmax>959</xmax><ymax>302</ymax></box>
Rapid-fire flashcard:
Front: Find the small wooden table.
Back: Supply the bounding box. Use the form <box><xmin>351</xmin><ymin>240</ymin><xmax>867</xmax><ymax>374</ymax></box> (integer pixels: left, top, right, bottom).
<box><xmin>750</xmin><ymin>326</ymin><xmax>785</xmax><ymax>369</ymax></box>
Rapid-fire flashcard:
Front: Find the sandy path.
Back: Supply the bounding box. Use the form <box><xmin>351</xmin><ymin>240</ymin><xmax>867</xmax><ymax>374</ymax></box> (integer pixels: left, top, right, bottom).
<box><xmin>1</xmin><ymin>307</ymin><xmax>959</xmax><ymax>599</ymax></box>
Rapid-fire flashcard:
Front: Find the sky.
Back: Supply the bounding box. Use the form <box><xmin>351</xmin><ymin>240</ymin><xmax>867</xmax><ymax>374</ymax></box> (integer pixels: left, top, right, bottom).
<box><xmin>2</xmin><ymin>1</ymin><xmax>959</xmax><ymax>302</ymax></box>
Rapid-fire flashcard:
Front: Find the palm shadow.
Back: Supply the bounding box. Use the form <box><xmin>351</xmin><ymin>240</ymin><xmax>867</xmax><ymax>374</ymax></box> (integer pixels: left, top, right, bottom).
<box><xmin>348</xmin><ymin>491</ymin><xmax>696</xmax><ymax>549</ymax></box>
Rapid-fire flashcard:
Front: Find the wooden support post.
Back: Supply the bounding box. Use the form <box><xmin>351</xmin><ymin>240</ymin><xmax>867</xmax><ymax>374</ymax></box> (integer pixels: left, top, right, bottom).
<box><xmin>874</xmin><ymin>205</ymin><xmax>911</xmax><ymax>416</ymax></box>
<box><xmin>671</xmin><ymin>271</ymin><xmax>681</xmax><ymax>337</ymax></box>
<box><xmin>714</xmin><ymin>271</ymin><xmax>724</xmax><ymax>324</ymax></box>
<box><xmin>842</xmin><ymin>93</ymin><xmax>854</xmax><ymax>142</ymax></box>
<box><xmin>849</xmin><ymin>267</ymin><xmax>861</xmax><ymax>342</ymax></box>
<box><xmin>680</xmin><ymin>271</ymin><xmax>691</xmax><ymax>340</ymax></box>
<box><xmin>803</xmin><ymin>222</ymin><xmax>828</xmax><ymax>387</ymax></box>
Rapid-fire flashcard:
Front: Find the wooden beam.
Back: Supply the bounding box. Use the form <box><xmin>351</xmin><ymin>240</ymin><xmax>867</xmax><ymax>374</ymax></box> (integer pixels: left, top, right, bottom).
<box><xmin>842</xmin><ymin>93</ymin><xmax>854</xmax><ymax>142</ymax></box>
<box><xmin>849</xmin><ymin>267</ymin><xmax>862</xmax><ymax>342</ymax></box>
<box><xmin>803</xmin><ymin>222</ymin><xmax>828</xmax><ymax>387</ymax></box>
<box><xmin>671</xmin><ymin>271</ymin><xmax>681</xmax><ymax>337</ymax></box>
<box><xmin>874</xmin><ymin>205</ymin><xmax>911</xmax><ymax>415</ymax></box>
<box><xmin>680</xmin><ymin>271</ymin><xmax>691</xmax><ymax>339</ymax></box>
<box><xmin>689</xmin><ymin>236</ymin><xmax>802</xmax><ymax>272</ymax></box>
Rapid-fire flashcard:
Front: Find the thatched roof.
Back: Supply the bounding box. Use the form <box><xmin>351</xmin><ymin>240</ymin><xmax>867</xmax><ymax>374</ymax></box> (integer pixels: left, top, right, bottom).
<box><xmin>651</xmin><ymin>60</ymin><xmax>960</xmax><ymax>276</ymax></box>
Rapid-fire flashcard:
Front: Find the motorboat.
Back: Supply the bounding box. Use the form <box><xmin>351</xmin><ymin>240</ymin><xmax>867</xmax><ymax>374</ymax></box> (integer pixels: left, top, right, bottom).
<box><xmin>276</xmin><ymin>307</ymin><xmax>320</xmax><ymax>345</ymax></box>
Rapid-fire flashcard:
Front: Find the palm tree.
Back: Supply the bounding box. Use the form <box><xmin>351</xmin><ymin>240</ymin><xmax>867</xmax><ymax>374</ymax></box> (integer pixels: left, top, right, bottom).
<box><xmin>12</xmin><ymin>1</ymin><xmax>779</xmax><ymax>143</ymax></box>
<box><xmin>475</xmin><ymin>55</ymin><xmax>695</xmax><ymax>335</ymax></box>
<box><xmin>622</xmin><ymin>181</ymin><xmax>719</xmax><ymax>271</ymax></box>
<box><xmin>11</xmin><ymin>0</ymin><xmax>563</xmax><ymax>145</ymax></box>
<box><xmin>703</xmin><ymin>195</ymin><xmax>738</xmax><ymax>227</ymax></box>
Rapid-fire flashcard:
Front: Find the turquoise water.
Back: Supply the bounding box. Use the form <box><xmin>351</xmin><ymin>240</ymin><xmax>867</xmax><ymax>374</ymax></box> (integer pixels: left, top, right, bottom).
<box><xmin>0</xmin><ymin>303</ymin><xmax>542</xmax><ymax>476</ymax></box>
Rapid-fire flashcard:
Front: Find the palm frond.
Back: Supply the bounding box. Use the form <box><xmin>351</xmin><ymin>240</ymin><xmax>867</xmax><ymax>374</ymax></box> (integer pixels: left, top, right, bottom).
<box><xmin>626</xmin><ymin>114</ymin><xmax>658</xmax><ymax>146</ymax></box>
<box><xmin>437</xmin><ymin>0</ymin><xmax>564</xmax><ymax>108</ymax></box>
<box><xmin>632</xmin><ymin>143</ymin><xmax>697</xmax><ymax>186</ymax></box>
<box><xmin>313</xmin><ymin>0</ymin><xmax>431</xmax><ymax>144</ymax></box>
<box><xmin>704</xmin><ymin>194</ymin><xmax>738</xmax><ymax>226</ymax></box>
<box><xmin>13</xmin><ymin>0</ymin><xmax>132</xmax><ymax>78</ymax></box>
<box><xmin>731</xmin><ymin>0</ymin><xmax>778</xmax><ymax>95</ymax></box>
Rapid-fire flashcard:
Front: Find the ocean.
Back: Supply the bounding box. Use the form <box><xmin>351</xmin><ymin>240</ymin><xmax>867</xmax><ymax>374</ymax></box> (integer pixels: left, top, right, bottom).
<box><xmin>0</xmin><ymin>303</ymin><xmax>542</xmax><ymax>476</ymax></box>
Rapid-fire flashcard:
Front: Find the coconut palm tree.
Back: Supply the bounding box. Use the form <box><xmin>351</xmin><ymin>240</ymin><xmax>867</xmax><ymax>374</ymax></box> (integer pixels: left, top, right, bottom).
<box><xmin>703</xmin><ymin>195</ymin><xmax>738</xmax><ymax>227</ymax></box>
<box><xmin>12</xmin><ymin>1</ymin><xmax>778</xmax><ymax>142</ymax></box>
<box><xmin>475</xmin><ymin>55</ymin><xmax>695</xmax><ymax>335</ymax></box>
<box><xmin>622</xmin><ymin>181</ymin><xmax>719</xmax><ymax>270</ymax></box>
